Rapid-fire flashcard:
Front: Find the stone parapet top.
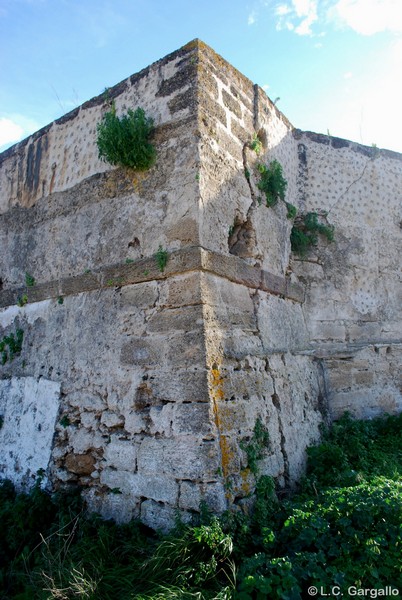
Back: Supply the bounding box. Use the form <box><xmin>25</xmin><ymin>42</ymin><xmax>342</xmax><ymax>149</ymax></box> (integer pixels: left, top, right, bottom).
<box><xmin>0</xmin><ymin>246</ymin><xmax>304</xmax><ymax>310</ymax></box>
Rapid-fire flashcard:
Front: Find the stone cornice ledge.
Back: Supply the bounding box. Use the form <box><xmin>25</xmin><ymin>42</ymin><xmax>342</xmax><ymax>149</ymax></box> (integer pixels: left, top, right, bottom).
<box><xmin>0</xmin><ymin>246</ymin><xmax>304</xmax><ymax>309</ymax></box>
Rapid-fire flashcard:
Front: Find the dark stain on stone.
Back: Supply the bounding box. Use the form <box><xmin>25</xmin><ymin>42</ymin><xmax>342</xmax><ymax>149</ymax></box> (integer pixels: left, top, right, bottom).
<box><xmin>55</xmin><ymin>107</ymin><xmax>80</xmax><ymax>125</ymax></box>
<box><xmin>298</xmin><ymin>143</ymin><xmax>307</xmax><ymax>166</ymax></box>
<box><xmin>156</xmin><ymin>64</ymin><xmax>196</xmax><ymax>98</ymax></box>
<box><xmin>25</xmin><ymin>139</ymin><xmax>43</xmax><ymax>194</ymax></box>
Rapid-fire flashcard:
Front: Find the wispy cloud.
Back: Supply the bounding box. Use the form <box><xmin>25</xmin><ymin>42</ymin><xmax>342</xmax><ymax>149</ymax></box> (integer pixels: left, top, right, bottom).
<box><xmin>275</xmin><ymin>0</ymin><xmax>318</xmax><ymax>36</ymax></box>
<box><xmin>330</xmin><ymin>0</ymin><xmax>402</xmax><ymax>35</ymax></box>
<box><xmin>248</xmin><ymin>10</ymin><xmax>257</xmax><ymax>25</ymax></box>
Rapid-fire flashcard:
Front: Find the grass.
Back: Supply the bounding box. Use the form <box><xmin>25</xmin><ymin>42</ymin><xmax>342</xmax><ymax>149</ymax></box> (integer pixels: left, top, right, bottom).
<box><xmin>0</xmin><ymin>413</ymin><xmax>401</xmax><ymax>598</ymax></box>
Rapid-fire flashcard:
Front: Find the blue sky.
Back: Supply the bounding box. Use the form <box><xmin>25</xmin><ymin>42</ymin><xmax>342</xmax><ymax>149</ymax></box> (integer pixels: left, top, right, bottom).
<box><xmin>1</xmin><ymin>0</ymin><xmax>402</xmax><ymax>153</ymax></box>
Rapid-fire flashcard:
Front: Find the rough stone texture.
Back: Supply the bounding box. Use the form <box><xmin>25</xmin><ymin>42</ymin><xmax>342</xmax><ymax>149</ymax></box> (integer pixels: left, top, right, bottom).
<box><xmin>0</xmin><ymin>39</ymin><xmax>400</xmax><ymax>528</ymax></box>
<box><xmin>291</xmin><ymin>132</ymin><xmax>402</xmax><ymax>418</ymax></box>
<box><xmin>0</xmin><ymin>377</ymin><xmax>60</xmax><ymax>488</ymax></box>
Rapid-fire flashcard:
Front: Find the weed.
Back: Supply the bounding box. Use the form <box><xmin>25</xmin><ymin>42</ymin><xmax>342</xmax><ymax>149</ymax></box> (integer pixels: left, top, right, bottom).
<box><xmin>96</xmin><ymin>104</ymin><xmax>156</xmax><ymax>170</ymax></box>
<box><xmin>250</xmin><ymin>133</ymin><xmax>263</xmax><ymax>155</ymax></box>
<box><xmin>125</xmin><ymin>258</ymin><xmax>134</xmax><ymax>264</ymax></box>
<box><xmin>59</xmin><ymin>415</ymin><xmax>70</xmax><ymax>428</ymax></box>
<box><xmin>256</xmin><ymin>159</ymin><xmax>287</xmax><ymax>207</ymax></box>
<box><xmin>17</xmin><ymin>294</ymin><xmax>28</xmax><ymax>307</ymax></box>
<box><xmin>291</xmin><ymin>212</ymin><xmax>334</xmax><ymax>257</ymax></box>
<box><xmin>244</xmin><ymin>167</ymin><xmax>250</xmax><ymax>180</ymax></box>
<box><xmin>109</xmin><ymin>488</ymin><xmax>122</xmax><ymax>495</ymax></box>
<box><xmin>57</xmin><ymin>296</ymin><xmax>64</xmax><ymax>305</ymax></box>
<box><xmin>0</xmin><ymin>328</ymin><xmax>24</xmax><ymax>365</ymax></box>
<box><xmin>285</xmin><ymin>202</ymin><xmax>297</xmax><ymax>220</ymax></box>
<box><xmin>195</xmin><ymin>172</ymin><xmax>200</xmax><ymax>181</ymax></box>
<box><xmin>143</xmin><ymin>269</ymin><xmax>150</xmax><ymax>276</ymax></box>
<box><xmin>240</xmin><ymin>418</ymin><xmax>270</xmax><ymax>475</ymax></box>
<box><xmin>0</xmin><ymin>415</ymin><xmax>3</xmax><ymax>429</ymax></box>
<box><xmin>25</xmin><ymin>272</ymin><xmax>35</xmax><ymax>287</ymax></box>
<box><xmin>106</xmin><ymin>277</ymin><xmax>124</xmax><ymax>287</ymax></box>
<box><xmin>155</xmin><ymin>245</ymin><xmax>168</xmax><ymax>272</ymax></box>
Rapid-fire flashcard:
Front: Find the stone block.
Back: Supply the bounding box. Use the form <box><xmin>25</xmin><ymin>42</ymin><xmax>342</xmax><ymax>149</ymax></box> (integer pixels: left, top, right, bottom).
<box><xmin>147</xmin><ymin>305</ymin><xmax>204</xmax><ymax>333</ymax></box>
<box><xmin>69</xmin><ymin>427</ymin><xmax>104</xmax><ymax>453</ymax></box>
<box><xmin>179</xmin><ymin>480</ymin><xmax>227</xmax><ymax>513</ymax></box>
<box><xmin>100</xmin><ymin>469</ymin><xmax>178</xmax><ymax>504</ymax></box>
<box><xmin>103</xmin><ymin>438</ymin><xmax>137</xmax><ymax>471</ymax></box>
<box><xmin>120</xmin><ymin>282</ymin><xmax>159</xmax><ymax>309</ymax></box>
<box><xmin>65</xmin><ymin>452</ymin><xmax>96</xmax><ymax>476</ymax></box>
<box><xmin>141</xmin><ymin>499</ymin><xmax>188</xmax><ymax>533</ymax></box>
<box><xmin>222</xmin><ymin>89</ymin><xmax>242</xmax><ymax>119</ymax></box>
<box><xmin>100</xmin><ymin>411</ymin><xmax>124</xmax><ymax>428</ymax></box>
<box><xmin>145</xmin><ymin>369</ymin><xmax>209</xmax><ymax>403</ymax></box>
<box><xmin>83</xmin><ymin>488</ymin><xmax>140</xmax><ymax>524</ymax></box>
<box><xmin>309</xmin><ymin>321</ymin><xmax>346</xmax><ymax>342</ymax></box>
<box><xmin>171</xmin><ymin>403</ymin><xmax>213</xmax><ymax>436</ymax></box>
<box><xmin>161</xmin><ymin>273</ymin><xmax>202</xmax><ymax>307</ymax></box>
<box><xmin>120</xmin><ymin>331</ymin><xmax>206</xmax><ymax>368</ymax></box>
<box><xmin>137</xmin><ymin>437</ymin><xmax>220</xmax><ymax>479</ymax></box>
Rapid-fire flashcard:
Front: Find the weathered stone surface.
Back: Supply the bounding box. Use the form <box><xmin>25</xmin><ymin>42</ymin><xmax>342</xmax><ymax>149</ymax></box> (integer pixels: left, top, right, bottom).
<box><xmin>0</xmin><ymin>39</ymin><xmax>400</xmax><ymax>531</ymax></box>
<box><xmin>0</xmin><ymin>377</ymin><xmax>60</xmax><ymax>488</ymax></box>
<box><xmin>65</xmin><ymin>453</ymin><xmax>96</xmax><ymax>476</ymax></box>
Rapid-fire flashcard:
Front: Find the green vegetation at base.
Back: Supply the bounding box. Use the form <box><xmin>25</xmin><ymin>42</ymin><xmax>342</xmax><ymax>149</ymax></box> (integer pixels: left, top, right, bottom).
<box><xmin>1</xmin><ymin>413</ymin><xmax>401</xmax><ymax>598</ymax></box>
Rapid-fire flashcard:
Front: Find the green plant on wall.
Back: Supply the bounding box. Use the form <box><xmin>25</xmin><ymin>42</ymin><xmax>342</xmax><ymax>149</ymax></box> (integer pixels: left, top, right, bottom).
<box><xmin>256</xmin><ymin>159</ymin><xmax>287</xmax><ymax>208</ymax></box>
<box><xmin>96</xmin><ymin>104</ymin><xmax>156</xmax><ymax>170</ymax></box>
<box><xmin>0</xmin><ymin>328</ymin><xmax>24</xmax><ymax>365</ymax></box>
<box><xmin>291</xmin><ymin>212</ymin><xmax>334</xmax><ymax>257</ymax></box>
<box><xmin>17</xmin><ymin>294</ymin><xmax>28</xmax><ymax>308</ymax></box>
<box><xmin>240</xmin><ymin>417</ymin><xmax>270</xmax><ymax>475</ymax></box>
<box><xmin>253</xmin><ymin>158</ymin><xmax>335</xmax><ymax>254</ymax></box>
<box><xmin>25</xmin><ymin>273</ymin><xmax>35</xmax><ymax>287</ymax></box>
<box><xmin>250</xmin><ymin>133</ymin><xmax>263</xmax><ymax>155</ymax></box>
<box><xmin>155</xmin><ymin>245</ymin><xmax>168</xmax><ymax>272</ymax></box>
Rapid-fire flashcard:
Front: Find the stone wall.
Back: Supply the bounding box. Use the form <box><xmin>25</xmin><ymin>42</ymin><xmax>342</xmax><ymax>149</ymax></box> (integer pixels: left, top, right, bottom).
<box><xmin>292</xmin><ymin>131</ymin><xmax>402</xmax><ymax>419</ymax></box>
<box><xmin>0</xmin><ymin>40</ymin><xmax>400</xmax><ymax>530</ymax></box>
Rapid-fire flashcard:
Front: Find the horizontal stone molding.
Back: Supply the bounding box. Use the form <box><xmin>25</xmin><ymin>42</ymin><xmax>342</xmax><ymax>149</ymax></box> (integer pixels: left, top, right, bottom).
<box><xmin>0</xmin><ymin>246</ymin><xmax>304</xmax><ymax>310</ymax></box>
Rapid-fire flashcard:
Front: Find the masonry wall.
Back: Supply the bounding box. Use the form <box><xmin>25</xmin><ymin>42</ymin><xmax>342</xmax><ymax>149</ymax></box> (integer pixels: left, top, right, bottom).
<box><xmin>292</xmin><ymin>131</ymin><xmax>402</xmax><ymax>419</ymax></box>
<box><xmin>0</xmin><ymin>40</ymin><xmax>401</xmax><ymax>530</ymax></box>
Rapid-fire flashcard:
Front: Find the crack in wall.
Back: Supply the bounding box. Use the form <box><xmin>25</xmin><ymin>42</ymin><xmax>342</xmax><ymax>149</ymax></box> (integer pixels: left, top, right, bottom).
<box><xmin>264</xmin><ymin>358</ymin><xmax>290</xmax><ymax>485</ymax></box>
<box><xmin>327</xmin><ymin>154</ymin><xmax>377</xmax><ymax>216</ymax></box>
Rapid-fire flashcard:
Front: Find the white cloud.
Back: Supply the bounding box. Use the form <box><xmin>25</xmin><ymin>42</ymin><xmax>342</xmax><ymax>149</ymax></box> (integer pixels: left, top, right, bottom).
<box><xmin>274</xmin><ymin>0</ymin><xmax>402</xmax><ymax>37</ymax></box>
<box><xmin>0</xmin><ymin>118</ymin><xmax>24</xmax><ymax>147</ymax></box>
<box><xmin>276</xmin><ymin>4</ymin><xmax>291</xmax><ymax>16</ymax></box>
<box><xmin>330</xmin><ymin>0</ymin><xmax>402</xmax><ymax>35</ymax></box>
<box><xmin>275</xmin><ymin>0</ymin><xmax>318</xmax><ymax>35</ymax></box>
<box><xmin>248</xmin><ymin>10</ymin><xmax>257</xmax><ymax>25</ymax></box>
<box><xmin>0</xmin><ymin>115</ymin><xmax>40</xmax><ymax>152</ymax></box>
<box><xmin>344</xmin><ymin>71</ymin><xmax>353</xmax><ymax>78</ymax></box>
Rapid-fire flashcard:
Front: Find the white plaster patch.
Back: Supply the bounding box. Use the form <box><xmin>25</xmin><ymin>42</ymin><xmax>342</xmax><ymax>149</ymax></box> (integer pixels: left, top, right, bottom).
<box><xmin>0</xmin><ymin>376</ymin><xmax>60</xmax><ymax>488</ymax></box>
<box><xmin>0</xmin><ymin>299</ymin><xmax>52</xmax><ymax>328</ymax></box>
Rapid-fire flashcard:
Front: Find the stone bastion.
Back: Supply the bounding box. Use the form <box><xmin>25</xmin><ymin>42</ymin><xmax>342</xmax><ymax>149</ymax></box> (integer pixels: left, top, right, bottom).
<box><xmin>0</xmin><ymin>39</ymin><xmax>401</xmax><ymax>530</ymax></box>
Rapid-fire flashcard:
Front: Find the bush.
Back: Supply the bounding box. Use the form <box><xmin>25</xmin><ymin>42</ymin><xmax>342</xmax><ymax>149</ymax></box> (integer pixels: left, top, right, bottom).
<box><xmin>257</xmin><ymin>160</ymin><xmax>287</xmax><ymax>207</ymax></box>
<box><xmin>96</xmin><ymin>105</ymin><xmax>156</xmax><ymax>170</ymax></box>
<box><xmin>290</xmin><ymin>212</ymin><xmax>334</xmax><ymax>257</ymax></box>
<box><xmin>1</xmin><ymin>414</ymin><xmax>401</xmax><ymax>598</ymax></box>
